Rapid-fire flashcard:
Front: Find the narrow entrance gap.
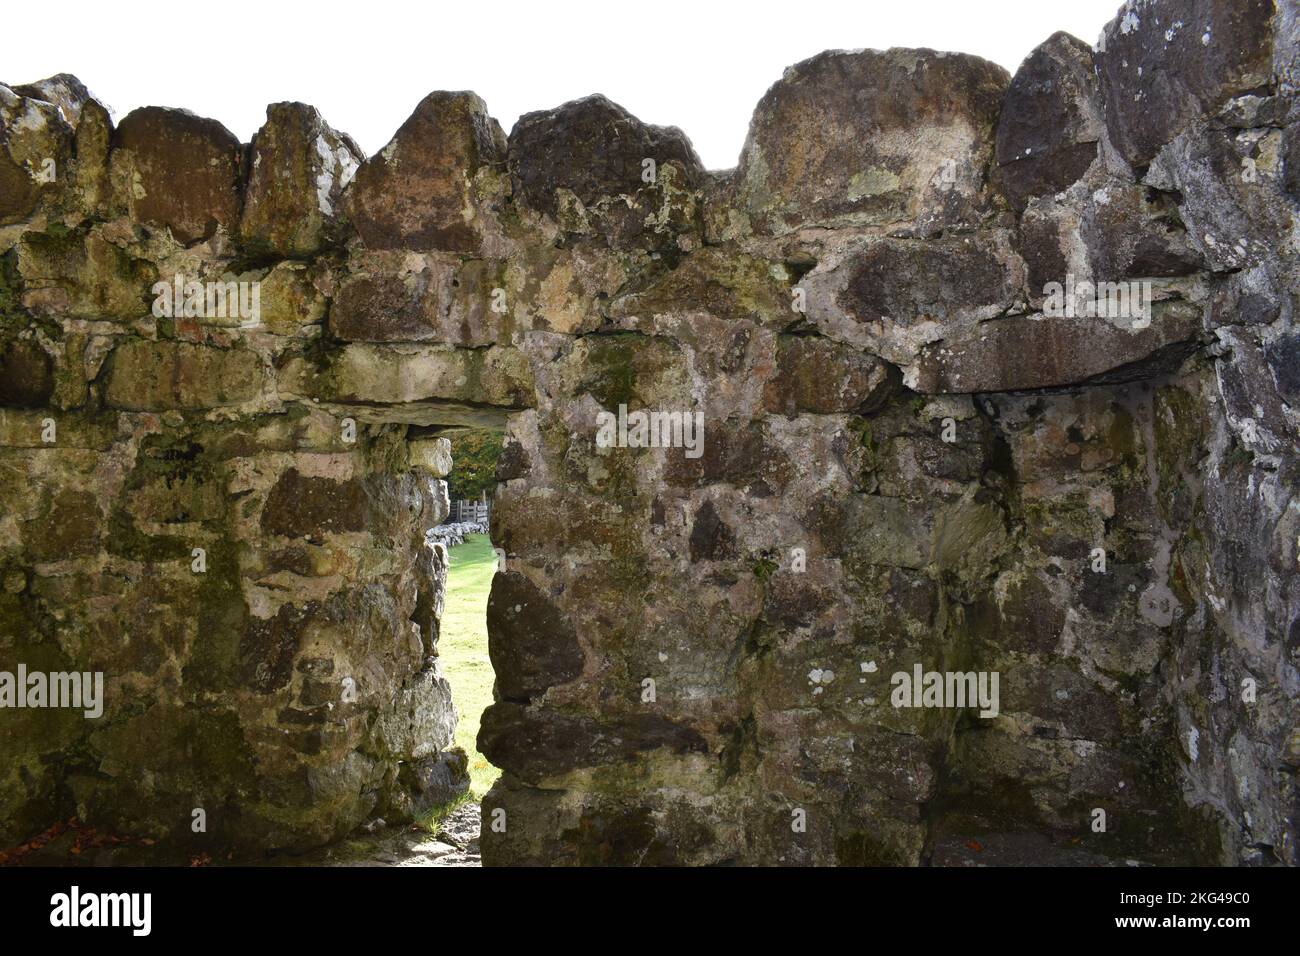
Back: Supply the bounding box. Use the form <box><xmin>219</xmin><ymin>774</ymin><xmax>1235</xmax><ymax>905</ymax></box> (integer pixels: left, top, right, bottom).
<box><xmin>420</xmin><ymin>427</ymin><xmax>504</xmax><ymax>862</ymax></box>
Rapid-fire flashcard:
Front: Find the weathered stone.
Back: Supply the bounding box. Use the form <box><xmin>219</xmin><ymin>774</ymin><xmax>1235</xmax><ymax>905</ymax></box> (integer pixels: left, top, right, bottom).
<box><xmin>607</xmin><ymin>248</ymin><xmax>790</xmax><ymax>325</ymax></box>
<box><xmin>1267</xmin><ymin>330</ymin><xmax>1300</xmax><ymax>402</ymax></box>
<box><xmin>813</xmin><ymin>492</ymin><xmax>931</xmax><ymax>570</ymax></box>
<box><xmin>908</xmin><ymin>303</ymin><xmax>1203</xmax><ymax>393</ymax></box>
<box><xmin>1146</xmin><ymin>124</ymin><xmax>1292</xmax><ymax>272</ymax></box>
<box><xmin>109</xmin><ymin>107</ymin><xmax>244</xmax><ymax>244</ymax></box>
<box><xmin>801</xmin><ymin>232</ymin><xmax>1024</xmax><ymax>369</ymax></box>
<box><xmin>495</xmin><ymin>440</ymin><xmax>529</xmax><ymax>482</ymax></box>
<box><xmin>1096</xmin><ymin>0</ymin><xmax>1280</xmax><ymax>168</ymax></box>
<box><xmin>15</xmin><ymin>227</ymin><xmax>153</xmax><ymax>320</ymax></box>
<box><xmin>70</xmin><ymin>96</ymin><xmax>112</xmax><ymax>217</ymax></box>
<box><xmin>728</xmin><ymin>48</ymin><xmax>1009</xmax><ymax>235</ymax></box>
<box><xmin>257</xmin><ymin>260</ymin><xmax>327</xmax><ymax>334</ymax></box>
<box><xmin>993</xmin><ymin>568</ymin><xmax>1069</xmax><ymax>655</ymax></box>
<box><xmin>0</xmin><ymin>339</ymin><xmax>54</xmax><ymax>406</ymax></box>
<box><xmin>1019</xmin><ymin>201</ymin><xmax>1074</xmax><ymax>302</ymax></box>
<box><xmin>509</xmin><ymin>95</ymin><xmax>704</xmax><ymax>250</ymax></box>
<box><xmin>12</xmin><ymin>74</ymin><xmax>99</xmax><ymax>128</ymax></box>
<box><xmin>0</xmin><ymin>83</ymin><xmax>74</xmax><ymax>224</ymax></box>
<box><xmin>21</xmin><ymin>486</ymin><xmax>102</xmax><ymax>561</ymax></box>
<box><xmin>329</xmin><ymin>252</ymin><xmax>505</xmax><ymax>345</ymax></box>
<box><xmin>241</xmin><ymin>102</ymin><xmax>362</xmax><ymax>257</ymax></box>
<box><xmin>402</xmin><ymin>751</ymin><xmax>470</xmax><ymax>813</ymax></box>
<box><xmin>1207</xmin><ymin>272</ymin><xmax>1288</xmax><ymax>329</ymax></box>
<box><xmin>105</xmin><ymin>339</ymin><xmax>263</xmax><ymax>409</ymax></box>
<box><xmin>994</xmin><ymin>32</ymin><xmax>1102</xmax><ymax>210</ymax></box>
<box><xmin>763</xmin><ymin>335</ymin><xmax>894</xmax><ymax>415</ymax></box>
<box><xmin>478</xmin><ymin>703</ymin><xmax>708</xmax><ymax>784</ymax></box>
<box><xmin>408</xmin><ymin>437</ymin><xmax>453</xmax><ymax>477</ymax></box>
<box><xmin>331</xmin><ymin>269</ymin><xmax>443</xmax><ymax>342</ymax></box>
<box><xmin>261</xmin><ymin>469</ymin><xmax>370</xmax><ymax>538</ymax></box>
<box><xmin>278</xmin><ymin>343</ymin><xmax>534</xmax><ymax>418</ymax></box>
<box><xmin>834</xmin><ymin>237</ymin><xmax>1016</xmax><ymax>324</ymax></box>
<box><xmin>345</xmin><ymin>91</ymin><xmax>505</xmax><ymax>254</ymax></box>
<box><xmin>1214</xmin><ymin>326</ymin><xmax>1294</xmax><ymax>455</ymax></box>
<box><xmin>240</xmin><ymin>602</ymin><xmax>314</xmax><ymax>692</ymax></box>
<box><xmin>1079</xmin><ymin>180</ymin><xmax>1204</xmax><ymax>279</ymax></box>
<box><xmin>1282</xmin><ymin>121</ymin><xmax>1300</xmax><ymax>196</ymax></box>
<box><xmin>662</xmin><ymin>420</ymin><xmax>794</xmax><ymax>494</ymax></box>
<box><xmin>548</xmin><ymin>332</ymin><xmax>691</xmax><ymax>413</ymax></box>
<box><xmin>486</xmin><ymin>571</ymin><xmax>584</xmax><ymax>701</ymax></box>
<box><xmin>0</xmin><ymin>144</ymin><xmax>39</xmax><ymax>223</ymax></box>
<box><xmin>688</xmin><ymin>498</ymin><xmax>736</xmax><ymax>560</ymax></box>
<box><xmin>6</xmin><ymin>75</ymin><xmax>112</xmax><ymax>220</ymax></box>
<box><xmin>0</xmin><ymin>77</ymin><xmax>115</xmax><ymax>223</ymax></box>
<box><xmin>505</xmin><ymin>243</ymin><xmax>626</xmax><ymax>335</ymax></box>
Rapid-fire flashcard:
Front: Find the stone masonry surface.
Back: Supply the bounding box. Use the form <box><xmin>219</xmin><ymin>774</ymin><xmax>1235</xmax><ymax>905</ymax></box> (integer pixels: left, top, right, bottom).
<box><xmin>1</xmin><ymin>0</ymin><xmax>1298</xmax><ymax>865</ymax></box>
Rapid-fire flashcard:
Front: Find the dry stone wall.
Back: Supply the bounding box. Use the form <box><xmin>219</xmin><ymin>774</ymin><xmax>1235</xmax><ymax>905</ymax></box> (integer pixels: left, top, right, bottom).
<box><xmin>1</xmin><ymin>0</ymin><xmax>1297</xmax><ymax>865</ymax></box>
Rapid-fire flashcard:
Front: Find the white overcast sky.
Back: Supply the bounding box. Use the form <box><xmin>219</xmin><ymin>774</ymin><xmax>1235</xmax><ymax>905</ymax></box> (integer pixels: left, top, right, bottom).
<box><xmin>6</xmin><ymin>0</ymin><xmax>1125</xmax><ymax>171</ymax></box>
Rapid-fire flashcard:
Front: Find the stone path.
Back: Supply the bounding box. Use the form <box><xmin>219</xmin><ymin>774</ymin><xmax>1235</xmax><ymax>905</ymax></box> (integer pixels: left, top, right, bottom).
<box><xmin>2</xmin><ymin>803</ymin><xmax>484</xmax><ymax>867</ymax></box>
<box><xmin>930</xmin><ymin>831</ymin><xmax>1148</xmax><ymax>867</ymax></box>
<box><xmin>277</xmin><ymin>802</ymin><xmax>482</xmax><ymax>867</ymax></box>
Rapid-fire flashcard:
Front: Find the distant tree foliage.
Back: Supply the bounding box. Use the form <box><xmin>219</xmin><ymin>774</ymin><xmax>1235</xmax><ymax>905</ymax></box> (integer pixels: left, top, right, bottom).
<box><xmin>445</xmin><ymin>429</ymin><xmax>504</xmax><ymax>502</ymax></box>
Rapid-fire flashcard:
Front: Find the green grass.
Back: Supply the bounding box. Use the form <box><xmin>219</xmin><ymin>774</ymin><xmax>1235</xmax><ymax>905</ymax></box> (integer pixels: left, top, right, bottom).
<box><xmin>439</xmin><ymin>533</ymin><xmax>501</xmax><ymax>800</ymax></box>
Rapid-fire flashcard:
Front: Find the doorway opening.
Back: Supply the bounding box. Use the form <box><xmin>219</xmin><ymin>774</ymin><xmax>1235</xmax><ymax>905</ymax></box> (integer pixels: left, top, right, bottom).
<box><xmin>428</xmin><ymin>427</ymin><xmax>504</xmax><ymax>820</ymax></box>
